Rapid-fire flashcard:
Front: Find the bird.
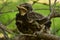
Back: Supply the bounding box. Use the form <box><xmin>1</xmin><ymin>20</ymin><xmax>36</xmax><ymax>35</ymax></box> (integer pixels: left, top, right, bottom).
<box><xmin>16</xmin><ymin>3</ymin><xmax>51</xmax><ymax>34</ymax></box>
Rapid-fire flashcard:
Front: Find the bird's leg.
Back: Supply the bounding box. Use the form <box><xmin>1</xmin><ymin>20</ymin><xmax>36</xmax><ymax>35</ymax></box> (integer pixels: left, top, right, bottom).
<box><xmin>33</xmin><ymin>24</ymin><xmax>45</xmax><ymax>35</ymax></box>
<box><xmin>39</xmin><ymin>24</ymin><xmax>45</xmax><ymax>33</ymax></box>
<box><xmin>28</xmin><ymin>19</ymin><xmax>41</xmax><ymax>29</ymax></box>
<box><xmin>33</xmin><ymin>21</ymin><xmax>41</xmax><ymax>29</ymax></box>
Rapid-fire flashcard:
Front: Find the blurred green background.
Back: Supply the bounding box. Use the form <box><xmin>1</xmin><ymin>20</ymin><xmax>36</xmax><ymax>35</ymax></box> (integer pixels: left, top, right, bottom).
<box><xmin>0</xmin><ymin>0</ymin><xmax>60</xmax><ymax>37</ymax></box>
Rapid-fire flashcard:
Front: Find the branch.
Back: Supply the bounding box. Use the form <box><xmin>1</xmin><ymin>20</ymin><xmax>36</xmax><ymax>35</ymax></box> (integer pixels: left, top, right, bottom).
<box><xmin>13</xmin><ymin>33</ymin><xmax>60</xmax><ymax>40</ymax></box>
<box><xmin>36</xmin><ymin>11</ymin><xmax>60</xmax><ymax>24</ymax></box>
<box><xmin>49</xmin><ymin>11</ymin><xmax>60</xmax><ymax>19</ymax></box>
<box><xmin>48</xmin><ymin>0</ymin><xmax>57</xmax><ymax>19</ymax></box>
<box><xmin>31</xmin><ymin>0</ymin><xmax>39</xmax><ymax>5</ymax></box>
<box><xmin>0</xmin><ymin>23</ymin><xmax>9</xmax><ymax>40</ymax></box>
<box><xmin>53</xmin><ymin>0</ymin><xmax>57</xmax><ymax>7</ymax></box>
<box><xmin>0</xmin><ymin>0</ymin><xmax>10</xmax><ymax>11</ymax></box>
<box><xmin>5</xmin><ymin>18</ymin><xmax>15</xmax><ymax>26</ymax></box>
<box><xmin>49</xmin><ymin>0</ymin><xmax>52</xmax><ymax>12</ymax></box>
<box><xmin>0</xmin><ymin>22</ymin><xmax>14</xmax><ymax>34</ymax></box>
<box><xmin>37</xmin><ymin>33</ymin><xmax>60</xmax><ymax>40</ymax></box>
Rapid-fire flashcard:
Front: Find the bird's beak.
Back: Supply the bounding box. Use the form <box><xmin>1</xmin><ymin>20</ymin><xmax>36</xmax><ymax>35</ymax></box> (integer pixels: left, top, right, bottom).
<box><xmin>17</xmin><ymin>6</ymin><xmax>27</xmax><ymax>11</ymax></box>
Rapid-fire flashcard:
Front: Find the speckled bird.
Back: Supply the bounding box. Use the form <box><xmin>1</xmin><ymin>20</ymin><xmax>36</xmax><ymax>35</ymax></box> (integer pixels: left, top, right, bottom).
<box><xmin>16</xmin><ymin>3</ymin><xmax>51</xmax><ymax>34</ymax></box>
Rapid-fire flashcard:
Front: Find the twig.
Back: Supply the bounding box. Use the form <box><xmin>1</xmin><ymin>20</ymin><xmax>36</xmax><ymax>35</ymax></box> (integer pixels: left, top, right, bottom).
<box><xmin>5</xmin><ymin>18</ymin><xmax>15</xmax><ymax>26</ymax></box>
<box><xmin>0</xmin><ymin>23</ymin><xmax>14</xmax><ymax>34</ymax></box>
<box><xmin>0</xmin><ymin>0</ymin><xmax>10</xmax><ymax>11</ymax></box>
<box><xmin>49</xmin><ymin>0</ymin><xmax>52</xmax><ymax>12</ymax></box>
<box><xmin>0</xmin><ymin>24</ymin><xmax>9</xmax><ymax>40</ymax></box>
<box><xmin>32</xmin><ymin>0</ymin><xmax>39</xmax><ymax>5</ymax></box>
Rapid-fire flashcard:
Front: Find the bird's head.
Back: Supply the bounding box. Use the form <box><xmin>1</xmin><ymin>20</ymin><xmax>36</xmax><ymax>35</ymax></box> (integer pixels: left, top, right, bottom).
<box><xmin>17</xmin><ymin>3</ymin><xmax>33</xmax><ymax>16</ymax></box>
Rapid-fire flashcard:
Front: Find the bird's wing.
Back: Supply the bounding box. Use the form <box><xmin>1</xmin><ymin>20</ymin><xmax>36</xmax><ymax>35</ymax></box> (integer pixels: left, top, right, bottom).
<box><xmin>27</xmin><ymin>11</ymin><xmax>44</xmax><ymax>20</ymax></box>
<box><xmin>27</xmin><ymin>11</ymin><xmax>51</xmax><ymax>31</ymax></box>
<box><xmin>27</xmin><ymin>11</ymin><xmax>50</xmax><ymax>24</ymax></box>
